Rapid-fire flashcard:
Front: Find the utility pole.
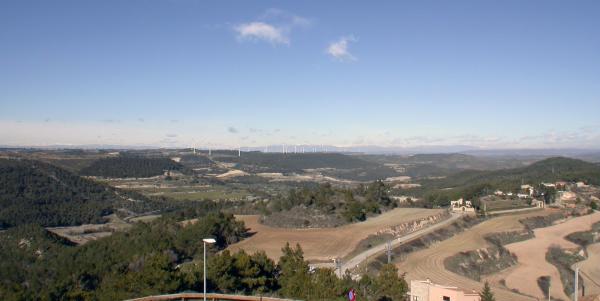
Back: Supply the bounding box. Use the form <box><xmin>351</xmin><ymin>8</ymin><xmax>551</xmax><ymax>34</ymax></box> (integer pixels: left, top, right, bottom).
<box><xmin>387</xmin><ymin>240</ymin><xmax>392</xmax><ymax>264</ymax></box>
<box><xmin>334</xmin><ymin>258</ymin><xmax>342</xmax><ymax>277</ymax></box>
<box><xmin>574</xmin><ymin>267</ymin><xmax>579</xmax><ymax>301</ymax></box>
<box><xmin>548</xmin><ymin>277</ymin><xmax>551</xmax><ymax>301</ymax></box>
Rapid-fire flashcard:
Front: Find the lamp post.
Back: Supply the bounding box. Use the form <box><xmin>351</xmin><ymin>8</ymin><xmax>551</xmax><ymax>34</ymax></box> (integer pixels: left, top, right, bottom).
<box><xmin>202</xmin><ymin>238</ymin><xmax>216</xmax><ymax>301</ymax></box>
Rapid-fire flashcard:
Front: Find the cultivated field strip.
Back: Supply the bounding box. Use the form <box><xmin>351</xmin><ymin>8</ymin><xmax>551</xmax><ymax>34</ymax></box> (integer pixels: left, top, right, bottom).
<box><xmin>396</xmin><ymin>209</ymin><xmax>558</xmax><ymax>301</ymax></box>
<box><xmin>577</xmin><ymin>242</ymin><xmax>600</xmax><ymax>295</ymax></box>
<box><xmin>503</xmin><ymin>211</ymin><xmax>600</xmax><ymax>300</ymax></box>
<box><xmin>228</xmin><ymin>208</ymin><xmax>443</xmax><ymax>261</ymax></box>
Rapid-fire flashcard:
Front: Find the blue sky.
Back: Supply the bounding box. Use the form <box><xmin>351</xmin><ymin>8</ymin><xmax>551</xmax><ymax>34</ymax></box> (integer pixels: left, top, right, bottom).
<box><xmin>1</xmin><ymin>0</ymin><xmax>599</xmax><ymax>148</ymax></box>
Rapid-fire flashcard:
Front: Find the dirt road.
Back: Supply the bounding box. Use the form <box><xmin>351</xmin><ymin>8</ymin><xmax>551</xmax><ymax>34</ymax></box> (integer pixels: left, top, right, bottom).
<box><xmin>340</xmin><ymin>212</ymin><xmax>462</xmax><ymax>274</ymax></box>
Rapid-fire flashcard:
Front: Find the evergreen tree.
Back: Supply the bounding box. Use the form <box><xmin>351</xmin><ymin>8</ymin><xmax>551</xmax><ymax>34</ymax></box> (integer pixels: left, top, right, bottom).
<box><xmin>480</xmin><ymin>281</ymin><xmax>496</xmax><ymax>301</ymax></box>
<box><xmin>277</xmin><ymin>243</ymin><xmax>311</xmax><ymax>299</ymax></box>
<box><xmin>374</xmin><ymin>264</ymin><xmax>408</xmax><ymax>301</ymax></box>
<box><xmin>310</xmin><ymin>268</ymin><xmax>343</xmax><ymax>300</ymax></box>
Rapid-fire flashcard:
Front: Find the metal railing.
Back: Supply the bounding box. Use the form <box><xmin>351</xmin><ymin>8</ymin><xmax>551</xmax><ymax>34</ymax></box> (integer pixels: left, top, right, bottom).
<box><xmin>126</xmin><ymin>293</ymin><xmax>300</xmax><ymax>301</ymax></box>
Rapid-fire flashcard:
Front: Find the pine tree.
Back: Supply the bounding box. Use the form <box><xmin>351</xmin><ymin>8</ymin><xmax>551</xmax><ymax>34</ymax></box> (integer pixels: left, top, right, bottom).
<box><xmin>375</xmin><ymin>264</ymin><xmax>408</xmax><ymax>301</ymax></box>
<box><xmin>277</xmin><ymin>243</ymin><xmax>311</xmax><ymax>299</ymax></box>
<box><xmin>480</xmin><ymin>281</ymin><xmax>496</xmax><ymax>301</ymax></box>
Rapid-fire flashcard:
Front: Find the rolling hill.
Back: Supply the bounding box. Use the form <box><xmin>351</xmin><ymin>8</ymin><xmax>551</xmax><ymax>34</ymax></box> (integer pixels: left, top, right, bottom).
<box><xmin>79</xmin><ymin>156</ymin><xmax>183</xmax><ymax>178</ymax></box>
<box><xmin>0</xmin><ymin>158</ymin><xmax>176</xmax><ymax>228</ymax></box>
<box><xmin>360</xmin><ymin>153</ymin><xmax>534</xmax><ymax>178</ymax></box>
<box><xmin>417</xmin><ymin>157</ymin><xmax>600</xmax><ymax>203</ymax></box>
<box><xmin>216</xmin><ymin>152</ymin><xmax>400</xmax><ymax>181</ymax></box>
<box><xmin>429</xmin><ymin>157</ymin><xmax>600</xmax><ymax>188</ymax></box>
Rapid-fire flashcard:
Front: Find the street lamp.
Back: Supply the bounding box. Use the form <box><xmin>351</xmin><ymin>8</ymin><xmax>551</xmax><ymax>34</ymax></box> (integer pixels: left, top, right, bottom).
<box><xmin>202</xmin><ymin>238</ymin><xmax>216</xmax><ymax>301</ymax></box>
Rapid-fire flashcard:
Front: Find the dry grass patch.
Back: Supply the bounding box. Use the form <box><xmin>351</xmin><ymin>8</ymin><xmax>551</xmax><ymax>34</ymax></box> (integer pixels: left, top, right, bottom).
<box><xmin>227</xmin><ymin>208</ymin><xmax>442</xmax><ymax>262</ymax></box>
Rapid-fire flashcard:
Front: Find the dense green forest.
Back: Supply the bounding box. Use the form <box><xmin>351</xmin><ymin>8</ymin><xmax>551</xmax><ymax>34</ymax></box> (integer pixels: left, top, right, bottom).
<box><xmin>178</xmin><ymin>154</ymin><xmax>214</xmax><ymax>168</ymax></box>
<box><xmin>0</xmin><ymin>214</ymin><xmax>409</xmax><ymax>301</ymax></box>
<box><xmin>0</xmin><ymin>158</ymin><xmax>234</xmax><ymax>229</ymax></box>
<box><xmin>80</xmin><ymin>156</ymin><xmax>183</xmax><ymax>178</ymax></box>
<box><xmin>0</xmin><ymin>159</ymin><xmax>119</xmax><ymax>228</ymax></box>
<box><xmin>416</xmin><ymin>157</ymin><xmax>600</xmax><ymax>207</ymax></box>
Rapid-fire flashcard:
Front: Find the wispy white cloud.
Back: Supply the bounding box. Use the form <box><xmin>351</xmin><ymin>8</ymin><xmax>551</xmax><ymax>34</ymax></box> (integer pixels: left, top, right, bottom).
<box><xmin>234</xmin><ymin>22</ymin><xmax>289</xmax><ymax>45</ymax></box>
<box><xmin>233</xmin><ymin>9</ymin><xmax>310</xmax><ymax>45</ymax></box>
<box><xmin>261</xmin><ymin>8</ymin><xmax>312</xmax><ymax>28</ymax></box>
<box><xmin>326</xmin><ymin>36</ymin><xmax>357</xmax><ymax>61</ymax></box>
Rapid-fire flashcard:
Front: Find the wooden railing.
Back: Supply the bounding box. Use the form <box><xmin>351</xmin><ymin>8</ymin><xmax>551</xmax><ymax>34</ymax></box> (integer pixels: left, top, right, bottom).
<box><xmin>126</xmin><ymin>292</ymin><xmax>300</xmax><ymax>301</ymax></box>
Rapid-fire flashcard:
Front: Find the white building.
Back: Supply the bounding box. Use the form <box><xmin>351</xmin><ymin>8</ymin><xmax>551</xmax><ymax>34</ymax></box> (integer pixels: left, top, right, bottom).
<box><xmin>576</xmin><ymin>181</ymin><xmax>588</xmax><ymax>188</ymax></box>
<box><xmin>409</xmin><ymin>279</ymin><xmax>481</xmax><ymax>301</ymax></box>
<box><xmin>542</xmin><ymin>183</ymin><xmax>556</xmax><ymax>188</ymax></box>
<box><xmin>450</xmin><ymin>198</ymin><xmax>475</xmax><ymax>213</ymax></box>
<box><xmin>531</xmin><ymin>199</ymin><xmax>545</xmax><ymax>208</ymax></box>
<box><xmin>521</xmin><ymin>184</ymin><xmax>534</xmax><ymax>196</ymax></box>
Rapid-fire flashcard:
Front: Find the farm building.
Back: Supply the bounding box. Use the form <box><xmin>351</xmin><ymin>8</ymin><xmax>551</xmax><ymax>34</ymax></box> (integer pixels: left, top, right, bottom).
<box><xmin>409</xmin><ymin>279</ymin><xmax>481</xmax><ymax>301</ymax></box>
<box><xmin>559</xmin><ymin>191</ymin><xmax>577</xmax><ymax>202</ymax></box>
<box><xmin>450</xmin><ymin>198</ymin><xmax>475</xmax><ymax>213</ymax></box>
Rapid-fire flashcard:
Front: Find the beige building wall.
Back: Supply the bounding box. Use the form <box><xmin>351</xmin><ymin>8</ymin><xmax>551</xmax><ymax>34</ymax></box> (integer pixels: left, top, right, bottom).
<box><xmin>410</xmin><ymin>280</ymin><xmax>481</xmax><ymax>301</ymax></box>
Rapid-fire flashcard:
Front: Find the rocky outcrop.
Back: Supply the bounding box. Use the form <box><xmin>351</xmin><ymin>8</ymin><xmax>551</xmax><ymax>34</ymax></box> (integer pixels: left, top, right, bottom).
<box><xmin>375</xmin><ymin>211</ymin><xmax>450</xmax><ymax>237</ymax></box>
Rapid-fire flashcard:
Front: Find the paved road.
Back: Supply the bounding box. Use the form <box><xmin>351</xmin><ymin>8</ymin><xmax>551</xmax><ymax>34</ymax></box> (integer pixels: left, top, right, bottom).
<box><xmin>339</xmin><ymin>212</ymin><xmax>463</xmax><ymax>275</ymax></box>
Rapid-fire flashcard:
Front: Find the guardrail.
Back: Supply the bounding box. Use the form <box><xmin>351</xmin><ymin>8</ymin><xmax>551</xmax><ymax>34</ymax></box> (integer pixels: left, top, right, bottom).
<box><xmin>126</xmin><ymin>292</ymin><xmax>300</xmax><ymax>301</ymax></box>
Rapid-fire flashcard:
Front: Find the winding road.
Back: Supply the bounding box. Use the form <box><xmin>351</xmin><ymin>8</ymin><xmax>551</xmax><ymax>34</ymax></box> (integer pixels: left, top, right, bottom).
<box><xmin>340</xmin><ymin>212</ymin><xmax>463</xmax><ymax>274</ymax></box>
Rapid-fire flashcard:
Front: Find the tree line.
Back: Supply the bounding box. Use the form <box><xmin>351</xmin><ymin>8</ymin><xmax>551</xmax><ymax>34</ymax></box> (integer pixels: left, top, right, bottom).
<box><xmin>268</xmin><ymin>181</ymin><xmax>396</xmax><ymax>223</ymax></box>
<box><xmin>0</xmin><ymin>158</ymin><xmax>224</xmax><ymax>229</ymax></box>
<box><xmin>80</xmin><ymin>156</ymin><xmax>183</xmax><ymax>178</ymax></box>
<box><xmin>0</xmin><ymin>211</ymin><xmax>413</xmax><ymax>301</ymax></box>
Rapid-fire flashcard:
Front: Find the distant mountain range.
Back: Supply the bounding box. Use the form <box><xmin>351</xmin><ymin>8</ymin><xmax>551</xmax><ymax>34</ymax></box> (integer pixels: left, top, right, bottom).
<box><xmin>2</xmin><ymin>144</ymin><xmax>600</xmax><ymax>161</ymax></box>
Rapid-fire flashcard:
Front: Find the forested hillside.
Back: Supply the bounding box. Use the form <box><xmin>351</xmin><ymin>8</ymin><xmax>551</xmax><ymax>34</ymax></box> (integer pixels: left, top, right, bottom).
<box><xmin>0</xmin><ymin>159</ymin><xmax>119</xmax><ymax>228</ymax></box>
<box><xmin>0</xmin><ymin>213</ymin><xmax>408</xmax><ymax>301</ymax></box>
<box><xmin>263</xmin><ymin>181</ymin><xmax>396</xmax><ymax>227</ymax></box>
<box><xmin>216</xmin><ymin>152</ymin><xmax>399</xmax><ymax>181</ymax></box>
<box><xmin>0</xmin><ymin>213</ymin><xmax>248</xmax><ymax>300</ymax></box>
<box><xmin>418</xmin><ymin>157</ymin><xmax>600</xmax><ymax>206</ymax></box>
<box><xmin>360</xmin><ymin>153</ymin><xmax>532</xmax><ymax>178</ymax></box>
<box><xmin>0</xmin><ymin>158</ymin><xmax>263</xmax><ymax>229</ymax></box>
<box><xmin>80</xmin><ymin>156</ymin><xmax>183</xmax><ymax>178</ymax></box>
<box><xmin>218</xmin><ymin>152</ymin><xmax>376</xmax><ymax>172</ymax></box>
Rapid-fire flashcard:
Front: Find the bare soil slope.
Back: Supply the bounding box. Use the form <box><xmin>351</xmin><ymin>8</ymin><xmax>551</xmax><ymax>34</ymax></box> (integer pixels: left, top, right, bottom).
<box><xmin>577</xmin><ymin>242</ymin><xmax>600</xmax><ymax>295</ymax></box>
<box><xmin>503</xmin><ymin>211</ymin><xmax>600</xmax><ymax>300</ymax></box>
<box><xmin>228</xmin><ymin>208</ymin><xmax>442</xmax><ymax>261</ymax></box>
<box><xmin>396</xmin><ymin>209</ymin><xmax>558</xmax><ymax>301</ymax></box>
